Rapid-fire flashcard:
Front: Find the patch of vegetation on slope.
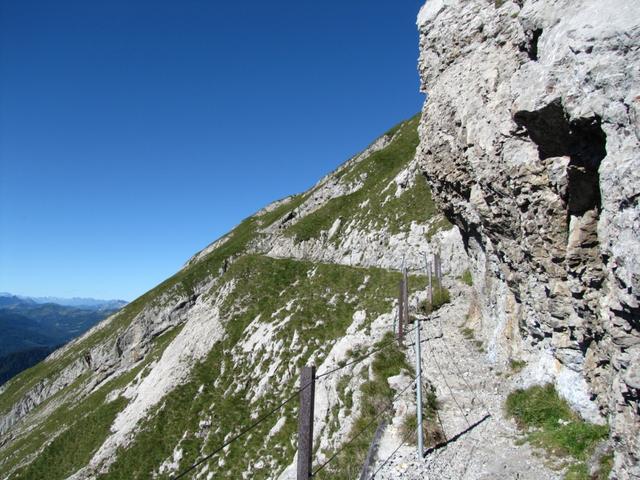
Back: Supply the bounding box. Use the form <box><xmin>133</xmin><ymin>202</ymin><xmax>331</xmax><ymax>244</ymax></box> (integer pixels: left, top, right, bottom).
<box><xmin>506</xmin><ymin>384</ymin><xmax>609</xmax><ymax>479</ymax></box>
<box><xmin>100</xmin><ymin>255</ymin><xmax>426</xmax><ymax>479</ymax></box>
<box><xmin>12</xmin><ymin>397</ymin><xmax>128</xmax><ymax>480</ymax></box>
<box><xmin>400</xmin><ymin>384</ymin><xmax>442</xmax><ymax>447</ymax></box>
<box><xmin>418</xmin><ymin>279</ymin><xmax>451</xmax><ymax>315</ymax></box>
<box><xmin>284</xmin><ymin>114</ymin><xmax>446</xmax><ymax>243</ymax></box>
<box><xmin>1</xmin><ymin>325</ymin><xmax>184</xmax><ymax>480</ymax></box>
<box><xmin>315</xmin><ymin>332</ymin><xmax>411</xmax><ymax>479</ymax></box>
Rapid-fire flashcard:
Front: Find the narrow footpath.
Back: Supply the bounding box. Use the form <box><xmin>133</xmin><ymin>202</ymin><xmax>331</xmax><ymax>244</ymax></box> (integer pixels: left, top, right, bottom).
<box><xmin>371</xmin><ymin>285</ymin><xmax>560</xmax><ymax>479</ymax></box>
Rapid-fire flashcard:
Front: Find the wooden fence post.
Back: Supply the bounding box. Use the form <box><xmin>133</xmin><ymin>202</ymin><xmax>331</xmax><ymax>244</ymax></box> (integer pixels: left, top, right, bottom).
<box><xmin>297</xmin><ymin>366</ymin><xmax>316</xmax><ymax>480</ymax></box>
<box><xmin>398</xmin><ymin>279</ymin><xmax>404</xmax><ymax>345</ymax></box>
<box><xmin>403</xmin><ymin>267</ymin><xmax>409</xmax><ymax>325</ymax></box>
<box><xmin>428</xmin><ymin>260</ymin><xmax>433</xmax><ymax>307</ymax></box>
<box><xmin>435</xmin><ymin>252</ymin><xmax>442</xmax><ymax>285</ymax></box>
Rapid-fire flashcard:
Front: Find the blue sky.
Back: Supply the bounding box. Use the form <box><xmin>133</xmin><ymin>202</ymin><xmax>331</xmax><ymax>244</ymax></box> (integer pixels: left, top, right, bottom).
<box><xmin>0</xmin><ymin>0</ymin><xmax>425</xmax><ymax>301</ymax></box>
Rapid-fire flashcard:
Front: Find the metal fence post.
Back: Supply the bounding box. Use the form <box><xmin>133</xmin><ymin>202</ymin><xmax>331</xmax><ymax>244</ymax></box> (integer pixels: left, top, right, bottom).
<box><xmin>297</xmin><ymin>366</ymin><xmax>316</xmax><ymax>480</ymax></box>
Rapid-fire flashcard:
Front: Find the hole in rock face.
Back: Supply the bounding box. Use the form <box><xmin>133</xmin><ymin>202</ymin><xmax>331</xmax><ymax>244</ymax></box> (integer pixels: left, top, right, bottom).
<box><xmin>519</xmin><ymin>28</ymin><xmax>543</xmax><ymax>61</ymax></box>
<box><xmin>566</xmin><ymin>117</ymin><xmax>607</xmax><ymax>214</ymax></box>
<box><xmin>513</xmin><ymin>98</ymin><xmax>607</xmax><ymax>215</ymax></box>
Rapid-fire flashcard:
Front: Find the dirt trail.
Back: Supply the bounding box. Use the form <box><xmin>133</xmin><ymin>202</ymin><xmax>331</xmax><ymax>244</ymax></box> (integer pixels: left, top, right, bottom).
<box><xmin>371</xmin><ymin>287</ymin><xmax>560</xmax><ymax>480</ymax></box>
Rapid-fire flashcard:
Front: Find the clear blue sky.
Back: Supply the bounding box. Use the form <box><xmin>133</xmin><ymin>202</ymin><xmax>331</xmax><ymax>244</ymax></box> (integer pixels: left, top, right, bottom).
<box><xmin>0</xmin><ymin>0</ymin><xmax>425</xmax><ymax>301</ymax></box>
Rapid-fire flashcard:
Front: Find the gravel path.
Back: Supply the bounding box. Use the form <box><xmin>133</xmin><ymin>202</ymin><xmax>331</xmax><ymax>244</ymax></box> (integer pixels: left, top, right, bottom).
<box><xmin>369</xmin><ymin>288</ymin><xmax>561</xmax><ymax>480</ymax></box>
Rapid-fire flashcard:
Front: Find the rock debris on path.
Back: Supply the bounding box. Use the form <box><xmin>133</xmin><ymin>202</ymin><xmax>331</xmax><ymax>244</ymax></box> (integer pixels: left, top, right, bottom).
<box><xmin>371</xmin><ymin>286</ymin><xmax>560</xmax><ymax>480</ymax></box>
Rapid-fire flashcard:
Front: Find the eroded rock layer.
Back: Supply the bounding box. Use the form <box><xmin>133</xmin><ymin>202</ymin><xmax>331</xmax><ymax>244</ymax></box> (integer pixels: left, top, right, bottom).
<box><xmin>417</xmin><ymin>0</ymin><xmax>640</xmax><ymax>476</ymax></box>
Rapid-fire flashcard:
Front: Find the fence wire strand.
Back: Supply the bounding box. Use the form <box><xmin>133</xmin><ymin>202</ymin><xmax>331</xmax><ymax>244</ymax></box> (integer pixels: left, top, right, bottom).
<box><xmin>173</xmin><ymin>275</ymin><xmax>476</xmax><ymax>480</ymax></box>
<box><xmin>311</xmin><ymin>379</ymin><xmax>415</xmax><ymax>477</ymax></box>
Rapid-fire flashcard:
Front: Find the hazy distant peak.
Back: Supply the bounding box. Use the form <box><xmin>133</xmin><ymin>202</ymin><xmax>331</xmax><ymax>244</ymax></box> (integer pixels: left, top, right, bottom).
<box><xmin>0</xmin><ymin>293</ymin><xmax>127</xmax><ymax>310</ymax></box>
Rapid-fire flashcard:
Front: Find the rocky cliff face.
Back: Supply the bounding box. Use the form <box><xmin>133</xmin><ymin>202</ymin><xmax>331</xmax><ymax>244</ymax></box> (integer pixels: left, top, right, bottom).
<box><xmin>417</xmin><ymin>0</ymin><xmax>640</xmax><ymax>476</ymax></box>
<box><xmin>2</xmin><ymin>2</ymin><xmax>637</xmax><ymax>477</ymax></box>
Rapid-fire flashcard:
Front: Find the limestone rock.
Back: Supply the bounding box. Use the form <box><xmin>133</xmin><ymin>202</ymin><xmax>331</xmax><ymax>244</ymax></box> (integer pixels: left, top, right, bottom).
<box><xmin>417</xmin><ymin>0</ymin><xmax>640</xmax><ymax>476</ymax></box>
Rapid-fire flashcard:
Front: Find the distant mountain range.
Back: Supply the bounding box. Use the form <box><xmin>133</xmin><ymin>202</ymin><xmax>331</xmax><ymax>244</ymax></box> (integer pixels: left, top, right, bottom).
<box><xmin>0</xmin><ymin>294</ymin><xmax>126</xmax><ymax>385</ymax></box>
<box><xmin>0</xmin><ymin>293</ymin><xmax>127</xmax><ymax>310</ymax></box>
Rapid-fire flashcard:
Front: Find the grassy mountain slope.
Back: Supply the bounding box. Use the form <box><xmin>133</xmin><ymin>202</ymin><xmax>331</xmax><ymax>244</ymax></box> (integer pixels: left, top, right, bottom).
<box><xmin>0</xmin><ymin>114</ymin><xmax>451</xmax><ymax>479</ymax></box>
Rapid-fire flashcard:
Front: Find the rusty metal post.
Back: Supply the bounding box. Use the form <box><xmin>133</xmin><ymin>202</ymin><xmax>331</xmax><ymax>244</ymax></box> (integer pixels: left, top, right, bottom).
<box><xmin>297</xmin><ymin>366</ymin><xmax>315</xmax><ymax>480</ymax></box>
<box><xmin>393</xmin><ymin>299</ymin><xmax>397</xmax><ymax>336</ymax></box>
<box><xmin>359</xmin><ymin>420</ymin><xmax>387</xmax><ymax>479</ymax></box>
<box><xmin>433</xmin><ymin>253</ymin><xmax>438</xmax><ymax>286</ymax></box>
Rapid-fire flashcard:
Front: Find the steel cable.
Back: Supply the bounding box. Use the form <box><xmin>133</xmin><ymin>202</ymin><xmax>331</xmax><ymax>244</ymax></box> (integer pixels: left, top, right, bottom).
<box><xmin>311</xmin><ymin>379</ymin><xmax>415</xmax><ymax>477</ymax></box>
<box><xmin>172</xmin><ymin>379</ymin><xmax>311</xmax><ymax>479</ymax></box>
<box><xmin>367</xmin><ymin>432</ymin><xmax>413</xmax><ymax>480</ymax></box>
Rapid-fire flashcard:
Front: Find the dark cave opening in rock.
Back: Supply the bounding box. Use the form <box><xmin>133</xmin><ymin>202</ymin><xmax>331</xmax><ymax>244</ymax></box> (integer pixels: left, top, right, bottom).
<box><xmin>520</xmin><ymin>28</ymin><xmax>543</xmax><ymax>61</ymax></box>
<box><xmin>567</xmin><ymin>116</ymin><xmax>607</xmax><ymax>214</ymax></box>
<box><xmin>459</xmin><ymin>218</ymin><xmax>485</xmax><ymax>255</ymax></box>
<box><xmin>513</xmin><ymin>98</ymin><xmax>607</xmax><ymax>215</ymax></box>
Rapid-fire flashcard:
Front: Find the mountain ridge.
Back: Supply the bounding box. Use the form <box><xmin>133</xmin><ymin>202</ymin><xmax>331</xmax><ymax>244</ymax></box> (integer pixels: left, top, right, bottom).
<box><xmin>0</xmin><ymin>114</ymin><xmax>462</xmax><ymax>479</ymax></box>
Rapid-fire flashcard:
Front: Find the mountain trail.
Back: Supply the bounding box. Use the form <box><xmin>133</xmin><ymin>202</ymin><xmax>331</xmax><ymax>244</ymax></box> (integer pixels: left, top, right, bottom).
<box><xmin>372</xmin><ymin>285</ymin><xmax>560</xmax><ymax>479</ymax></box>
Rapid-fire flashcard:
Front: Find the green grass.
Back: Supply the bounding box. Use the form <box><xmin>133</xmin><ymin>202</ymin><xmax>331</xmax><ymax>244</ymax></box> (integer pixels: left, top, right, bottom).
<box><xmin>285</xmin><ymin>114</ymin><xmax>443</xmax><ymax>243</ymax></box>
<box><xmin>597</xmin><ymin>452</ymin><xmax>614</xmax><ymax>479</ymax></box>
<box><xmin>505</xmin><ymin>384</ymin><xmax>609</xmax><ymax>477</ymax></box>
<box><xmin>564</xmin><ymin>451</ymin><xmax>613</xmax><ymax>480</ymax></box>
<box><xmin>256</xmin><ymin>193</ymin><xmax>308</xmax><ymax>227</ymax></box>
<box><xmin>506</xmin><ymin>384</ymin><xmax>574</xmax><ymax>430</ymax></box>
<box><xmin>315</xmin><ymin>332</ymin><xmax>412</xmax><ymax>479</ymax></box>
<box><xmin>419</xmin><ymin>284</ymin><xmax>451</xmax><ymax>315</ymax></box>
<box><xmin>461</xmin><ymin>269</ymin><xmax>473</xmax><ymax>286</ymax></box>
<box><xmin>461</xmin><ymin>327</ymin><xmax>474</xmax><ymax>339</ymax></box>
<box><xmin>94</xmin><ymin>256</ymin><xmax>422</xmax><ymax>479</ymax></box>
<box><xmin>426</xmin><ymin>215</ymin><xmax>453</xmax><ymax>240</ymax></box>
<box><xmin>564</xmin><ymin>463</ymin><xmax>589</xmax><ymax>480</ymax></box>
<box><xmin>459</xmin><ymin>326</ymin><xmax>485</xmax><ymax>352</ymax></box>
<box><xmin>400</xmin><ymin>385</ymin><xmax>442</xmax><ymax>446</ymax></box>
<box><xmin>336</xmin><ymin>376</ymin><xmax>354</xmax><ymax>414</ymax></box>
<box><xmin>1</xmin><ymin>325</ymin><xmax>185</xmax><ymax>480</ymax></box>
<box><xmin>12</xmin><ymin>397</ymin><xmax>127</xmax><ymax>480</ymax></box>
<box><xmin>509</xmin><ymin>359</ymin><xmax>526</xmax><ymax>373</ymax></box>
